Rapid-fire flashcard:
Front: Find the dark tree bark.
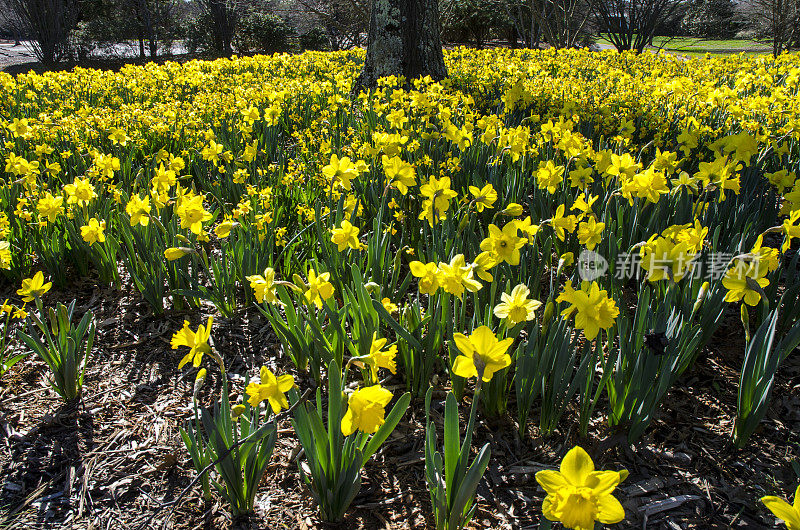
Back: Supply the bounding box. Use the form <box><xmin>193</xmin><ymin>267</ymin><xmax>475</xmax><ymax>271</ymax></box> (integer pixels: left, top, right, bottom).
<box><xmin>201</xmin><ymin>0</ymin><xmax>239</xmax><ymax>56</ymax></box>
<box><xmin>507</xmin><ymin>24</ymin><xmax>518</xmax><ymax>48</ymax></box>
<box><xmin>354</xmin><ymin>0</ymin><xmax>448</xmax><ymax>91</ymax></box>
<box><xmin>134</xmin><ymin>0</ymin><xmax>158</xmax><ymax>58</ymax></box>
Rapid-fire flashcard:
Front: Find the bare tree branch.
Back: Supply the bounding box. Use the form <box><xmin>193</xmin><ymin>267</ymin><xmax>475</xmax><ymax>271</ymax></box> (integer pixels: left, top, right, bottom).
<box><xmin>741</xmin><ymin>0</ymin><xmax>800</xmax><ymax>56</ymax></box>
<box><xmin>592</xmin><ymin>0</ymin><xmax>687</xmax><ymax>53</ymax></box>
<box><xmin>2</xmin><ymin>0</ymin><xmax>77</xmax><ymax>64</ymax></box>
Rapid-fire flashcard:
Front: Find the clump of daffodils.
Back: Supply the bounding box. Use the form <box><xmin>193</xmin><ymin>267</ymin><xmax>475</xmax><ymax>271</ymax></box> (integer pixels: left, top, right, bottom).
<box><xmin>557</xmin><ymin>280</ymin><xmax>619</xmax><ymax>340</ymax></box>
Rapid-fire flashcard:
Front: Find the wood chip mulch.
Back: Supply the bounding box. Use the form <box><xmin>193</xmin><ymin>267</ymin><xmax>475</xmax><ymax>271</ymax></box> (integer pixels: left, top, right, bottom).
<box><xmin>0</xmin><ymin>278</ymin><xmax>798</xmax><ymax>529</ymax></box>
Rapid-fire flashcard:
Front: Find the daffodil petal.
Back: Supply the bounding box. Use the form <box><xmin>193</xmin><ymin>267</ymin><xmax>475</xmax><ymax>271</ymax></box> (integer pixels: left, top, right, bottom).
<box><xmin>586</xmin><ymin>470</ymin><xmax>621</xmax><ymax>496</ymax></box>
<box><xmin>277</xmin><ymin>374</ymin><xmax>295</xmax><ymax>392</ymax></box>
<box><xmin>452</xmin><ymin>355</ymin><xmax>478</xmax><ymax>379</ymax></box>
<box><xmin>560</xmin><ymin>446</ymin><xmax>594</xmax><ymax>486</ymax></box>
<box><xmin>596</xmin><ymin>494</ymin><xmax>626</xmax><ymax>524</ymax></box>
<box><xmin>178</xmin><ymin>351</ymin><xmax>193</xmax><ymax>369</ymax></box>
<box><xmin>535</xmin><ymin>470</ymin><xmax>569</xmax><ymax>495</ymax></box>
<box><xmin>341</xmin><ymin>407</ymin><xmax>357</xmax><ymax>436</ymax></box>
<box><xmin>469</xmin><ymin>325</ymin><xmax>496</xmax><ymax>352</ymax></box>
<box><xmin>453</xmin><ymin>333</ymin><xmax>474</xmax><ymax>357</ymax></box>
<box><xmin>763</xmin><ymin>496</ymin><xmax>800</xmax><ymax>528</ymax></box>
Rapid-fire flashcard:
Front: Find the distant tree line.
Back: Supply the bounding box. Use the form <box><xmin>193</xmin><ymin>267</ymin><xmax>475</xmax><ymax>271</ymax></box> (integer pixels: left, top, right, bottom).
<box><xmin>0</xmin><ymin>0</ymin><xmax>338</xmax><ymax>65</ymax></box>
<box><xmin>442</xmin><ymin>0</ymin><xmax>795</xmax><ymax>55</ymax></box>
<box><xmin>0</xmin><ymin>0</ymin><xmax>797</xmax><ymax>66</ymax></box>
<box><xmin>440</xmin><ymin>0</ymin><xmax>747</xmax><ymax>52</ymax></box>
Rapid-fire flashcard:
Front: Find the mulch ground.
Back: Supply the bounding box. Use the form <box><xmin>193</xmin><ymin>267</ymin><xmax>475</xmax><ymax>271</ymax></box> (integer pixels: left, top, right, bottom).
<box><xmin>0</xmin><ymin>277</ymin><xmax>797</xmax><ymax>529</ymax></box>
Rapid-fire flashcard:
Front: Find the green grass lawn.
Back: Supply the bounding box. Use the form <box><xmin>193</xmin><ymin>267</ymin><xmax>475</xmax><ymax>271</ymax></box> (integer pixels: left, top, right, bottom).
<box><xmin>651</xmin><ymin>36</ymin><xmax>772</xmax><ymax>56</ymax></box>
<box><xmin>597</xmin><ymin>36</ymin><xmax>774</xmax><ymax>57</ymax></box>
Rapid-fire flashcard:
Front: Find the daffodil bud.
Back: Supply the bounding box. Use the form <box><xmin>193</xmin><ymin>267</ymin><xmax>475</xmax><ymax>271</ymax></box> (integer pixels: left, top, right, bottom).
<box><xmin>541</xmin><ymin>299</ymin><xmax>555</xmax><ymax>333</ymax></box>
<box><xmin>502</xmin><ymin>202</ymin><xmax>523</xmax><ymax>216</ymax></box>
<box><xmin>164</xmin><ymin>247</ymin><xmax>193</xmax><ymax>261</ymax></box>
<box><xmin>49</xmin><ymin>307</ymin><xmax>58</xmax><ymax>335</ymax></box>
<box><xmin>457</xmin><ymin>211</ymin><xmax>470</xmax><ymax>233</ymax></box>
<box><xmin>231</xmin><ymin>404</ymin><xmax>246</xmax><ymax>420</ymax></box>
<box><xmin>399</xmin><ymin>302</ymin><xmax>416</xmax><ymax>327</ymax></box>
<box><xmin>692</xmin><ymin>281</ymin><xmax>710</xmax><ymax>315</ymax></box>
<box><xmin>176</xmin><ymin>234</ymin><xmax>191</xmax><ymax>245</ymax></box>
<box><xmin>741</xmin><ymin>303</ymin><xmax>750</xmax><ymax>343</ymax></box>
<box><xmin>557</xmin><ymin>252</ymin><xmax>574</xmax><ymax>275</ymax></box>
<box><xmin>193</xmin><ymin>368</ymin><xmax>207</xmax><ymax>401</ymax></box>
<box><xmin>364</xmin><ymin>282</ymin><xmax>380</xmax><ymax>294</ymax></box>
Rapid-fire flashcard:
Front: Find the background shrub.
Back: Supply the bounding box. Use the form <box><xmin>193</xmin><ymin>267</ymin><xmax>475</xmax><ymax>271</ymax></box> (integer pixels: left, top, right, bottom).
<box><xmin>184</xmin><ymin>13</ymin><xmax>215</xmax><ymax>55</ymax></box>
<box><xmin>300</xmin><ymin>27</ymin><xmax>329</xmax><ymax>51</ymax></box>
<box><xmin>234</xmin><ymin>12</ymin><xmax>296</xmax><ymax>55</ymax></box>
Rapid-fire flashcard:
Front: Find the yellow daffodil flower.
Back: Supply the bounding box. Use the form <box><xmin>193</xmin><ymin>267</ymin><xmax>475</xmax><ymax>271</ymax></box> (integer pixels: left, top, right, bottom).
<box><xmin>341</xmin><ymin>384</ymin><xmax>393</xmax><ymax>436</ymax></box>
<box><xmin>247</xmin><ymin>267</ymin><xmax>281</xmax><ymax>305</ymax></box>
<box><xmin>322</xmin><ymin>154</ymin><xmax>359</xmax><ymax>191</ymax></box>
<box><xmin>409</xmin><ymin>261</ymin><xmax>442</xmax><ymax>295</ymax></box>
<box><xmin>17</xmin><ymin>271</ymin><xmax>52</xmax><ymax>302</ymax></box>
<box><xmin>381</xmin><ymin>297</ymin><xmax>398</xmax><ymax>314</ymax></box>
<box><xmin>330</xmin><ymin>220</ymin><xmax>361</xmax><ymax>251</ymax></box>
<box><xmin>479</xmin><ymin>222</ymin><xmax>527</xmax><ymax>266</ymax></box>
<box><xmin>176</xmin><ymin>194</ymin><xmax>212</xmax><ymax>235</ymax></box>
<box><xmin>365</xmin><ymin>332</ymin><xmax>397</xmax><ymax>379</ymax></box>
<box><xmin>438</xmin><ymin>254</ymin><xmax>482</xmax><ymax>299</ymax></box>
<box><xmin>63</xmin><ymin>177</ymin><xmax>97</xmax><ymax>206</ymax></box>
<box><xmin>535</xmin><ymin>446</ymin><xmax>627</xmax><ymax>530</ymax></box>
<box><xmin>418</xmin><ymin>175</ymin><xmax>457</xmax><ymax>226</ymax></box>
<box><xmin>722</xmin><ymin>261</ymin><xmax>770</xmax><ymax>306</ymax></box>
<box><xmin>536</xmin><ymin>160</ymin><xmax>565</xmax><ymax>194</ymax></box>
<box><xmin>36</xmin><ymin>192</ymin><xmax>64</xmax><ymax>224</ymax></box>
<box><xmin>304</xmin><ymin>268</ymin><xmax>334</xmax><ymax>308</ymax></box>
<box><xmin>170</xmin><ymin>316</ymin><xmax>213</xmax><ymax>369</ymax></box>
<box><xmin>80</xmin><ymin>218</ymin><xmax>106</xmax><ymax>245</ymax></box>
<box><xmin>126</xmin><ymin>194</ymin><xmax>151</xmax><ymax>227</ymax></box>
<box><xmin>557</xmin><ymin>280</ymin><xmax>619</xmax><ymax>340</ymax></box>
<box><xmin>493</xmin><ymin>284</ymin><xmax>542</xmax><ymax>325</ymax></box>
<box><xmin>469</xmin><ymin>183</ymin><xmax>497</xmax><ymax>212</ymax></box>
<box><xmin>451</xmin><ymin>325</ymin><xmax>513</xmax><ymax>382</ymax></box>
<box><xmin>245</xmin><ymin>366</ymin><xmax>294</xmax><ymax>413</ymax></box>
<box><xmin>382</xmin><ymin>155</ymin><xmax>416</xmax><ymax>194</ymax></box>
<box><xmin>577</xmin><ymin>217</ymin><xmax>605</xmax><ymax>251</ymax></box>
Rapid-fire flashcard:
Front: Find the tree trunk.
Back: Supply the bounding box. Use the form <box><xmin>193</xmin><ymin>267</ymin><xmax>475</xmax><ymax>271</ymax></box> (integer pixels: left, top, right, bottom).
<box><xmin>507</xmin><ymin>24</ymin><xmax>517</xmax><ymax>48</ymax></box>
<box><xmin>354</xmin><ymin>0</ymin><xmax>447</xmax><ymax>92</ymax></box>
<box><xmin>203</xmin><ymin>0</ymin><xmax>236</xmax><ymax>56</ymax></box>
<box><xmin>144</xmin><ymin>6</ymin><xmax>157</xmax><ymax>58</ymax></box>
